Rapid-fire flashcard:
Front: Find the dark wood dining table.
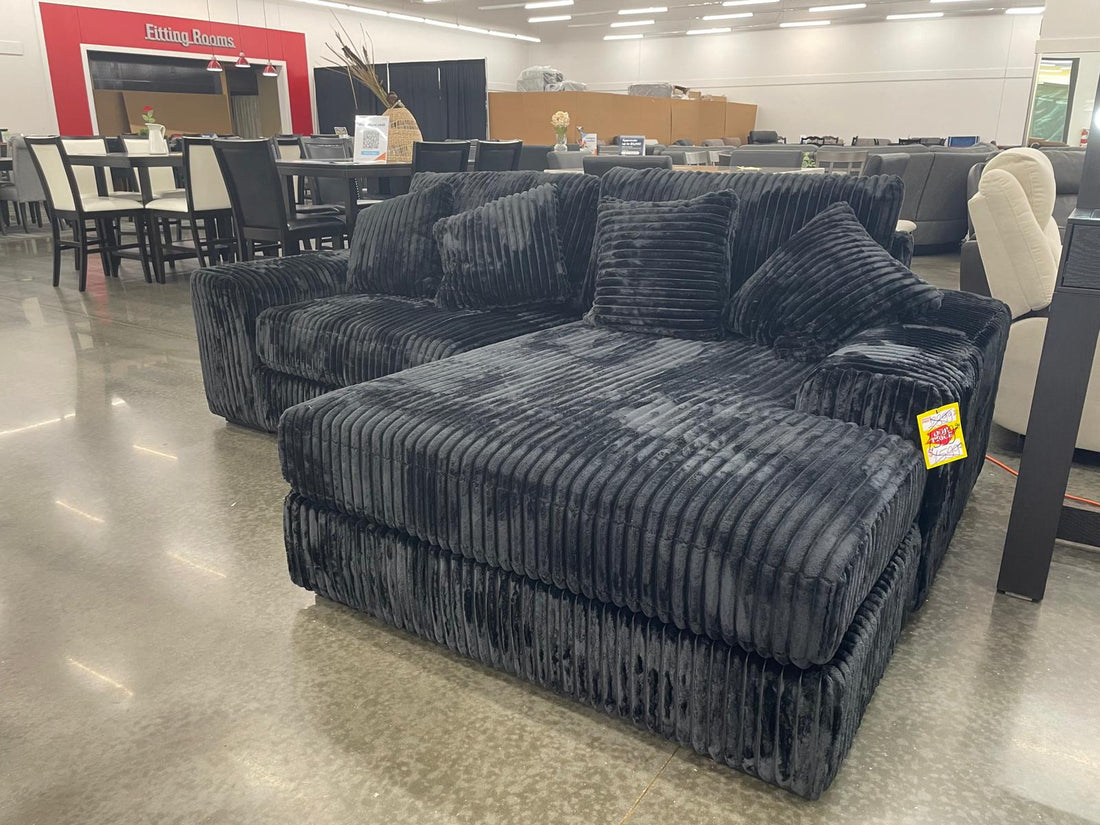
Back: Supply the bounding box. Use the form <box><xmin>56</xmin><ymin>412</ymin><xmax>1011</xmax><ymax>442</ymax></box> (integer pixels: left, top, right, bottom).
<box><xmin>275</xmin><ymin>158</ymin><xmax>413</xmax><ymax>228</ymax></box>
<box><xmin>67</xmin><ymin>152</ymin><xmax>183</xmax><ymax>204</ymax></box>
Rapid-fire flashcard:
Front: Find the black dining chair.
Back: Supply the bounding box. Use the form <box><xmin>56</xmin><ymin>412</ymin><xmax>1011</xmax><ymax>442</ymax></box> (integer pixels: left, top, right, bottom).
<box><xmin>412</xmin><ymin>141</ymin><xmax>471</xmax><ymax>174</ymax></box>
<box><xmin>212</xmin><ymin>138</ymin><xmax>345</xmax><ymax>260</ymax></box>
<box><xmin>474</xmin><ymin>140</ymin><xmax>522</xmax><ymax>171</ymax></box>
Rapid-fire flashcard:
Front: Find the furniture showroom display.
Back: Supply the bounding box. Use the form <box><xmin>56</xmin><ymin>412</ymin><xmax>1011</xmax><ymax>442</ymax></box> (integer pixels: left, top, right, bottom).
<box><xmin>193</xmin><ymin>167</ymin><xmax>1010</xmax><ymax>798</ymax></box>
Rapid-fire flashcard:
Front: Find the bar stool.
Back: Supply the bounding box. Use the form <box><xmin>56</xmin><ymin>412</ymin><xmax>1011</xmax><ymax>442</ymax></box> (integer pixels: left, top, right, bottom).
<box><xmin>26</xmin><ymin>137</ymin><xmax>151</xmax><ymax>291</ymax></box>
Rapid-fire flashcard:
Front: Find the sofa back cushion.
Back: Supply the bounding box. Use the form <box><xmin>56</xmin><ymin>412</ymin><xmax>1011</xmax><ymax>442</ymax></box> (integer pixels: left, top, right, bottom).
<box><xmin>346</xmin><ymin>181</ymin><xmax>454</xmax><ymax>296</ymax></box>
<box><xmin>411</xmin><ymin>170</ymin><xmax>599</xmax><ymax>300</ymax></box>
<box><xmin>433</xmin><ymin>184</ymin><xmax>570</xmax><ymax>310</ymax></box>
<box><xmin>728</xmin><ymin>202</ymin><xmax>943</xmax><ymax>360</ymax></box>
<box><xmin>591</xmin><ymin>167</ymin><xmax>904</xmax><ymax>305</ymax></box>
<box><xmin>586</xmin><ymin>190</ymin><xmax>739</xmax><ymax>340</ymax></box>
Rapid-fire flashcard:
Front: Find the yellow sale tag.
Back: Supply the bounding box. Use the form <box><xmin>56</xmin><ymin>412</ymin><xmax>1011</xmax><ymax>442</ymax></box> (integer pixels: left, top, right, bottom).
<box><xmin>916</xmin><ymin>402</ymin><xmax>968</xmax><ymax>469</ymax></box>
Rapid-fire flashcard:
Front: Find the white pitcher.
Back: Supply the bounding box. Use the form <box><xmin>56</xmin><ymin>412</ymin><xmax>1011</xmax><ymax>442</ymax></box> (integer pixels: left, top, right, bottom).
<box><xmin>147</xmin><ymin>123</ymin><xmax>168</xmax><ymax>155</ymax></box>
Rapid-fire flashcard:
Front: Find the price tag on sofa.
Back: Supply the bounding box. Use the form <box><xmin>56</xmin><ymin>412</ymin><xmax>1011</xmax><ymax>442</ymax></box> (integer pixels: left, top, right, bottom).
<box><xmin>916</xmin><ymin>402</ymin><xmax>968</xmax><ymax>469</ymax></box>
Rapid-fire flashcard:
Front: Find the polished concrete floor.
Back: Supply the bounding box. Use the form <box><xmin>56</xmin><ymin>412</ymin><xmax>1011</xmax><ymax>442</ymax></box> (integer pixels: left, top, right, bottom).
<box><xmin>1</xmin><ymin>231</ymin><xmax>1099</xmax><ymax>824</ymax></box>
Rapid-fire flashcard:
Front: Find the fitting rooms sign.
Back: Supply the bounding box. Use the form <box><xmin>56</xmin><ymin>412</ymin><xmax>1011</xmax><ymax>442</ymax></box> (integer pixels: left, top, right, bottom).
<box><xmin>144</xmin><ymin>24</ymin><xmax>236</xmax><ymax>49</ymax></box>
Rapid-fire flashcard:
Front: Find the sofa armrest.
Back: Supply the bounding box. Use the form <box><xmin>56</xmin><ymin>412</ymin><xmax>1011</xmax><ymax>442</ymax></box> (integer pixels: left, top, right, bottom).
<box><xmin>191</xmin><ymin>251</ymin><xmax>348</xmax><ymax>429</ymax></box>
<box><xmin>795</xmin><ymin>290</ymin><xmax>1011</xmax><ymax>605</ymax></box>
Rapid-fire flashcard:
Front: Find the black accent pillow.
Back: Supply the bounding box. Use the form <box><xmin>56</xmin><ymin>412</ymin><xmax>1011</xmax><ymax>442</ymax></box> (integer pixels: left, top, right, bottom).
<box><xmin>584</xmin><ymin>190</ymin><xmax>739</xmax><ymax>340</ymax></box>
<box><xmin>727</xmin><ymin>202</ymin><xmax>943</xmax><ymax>360</ymax></box>
<box><xmin>346</xmin><ymin>181</ymin><xmax>453</xmax><ymax>297</ymax></box>
<box><xmin>433</xmin><ymin>183</ymin><xmax>570</xmax><ymax>309</ymax></box>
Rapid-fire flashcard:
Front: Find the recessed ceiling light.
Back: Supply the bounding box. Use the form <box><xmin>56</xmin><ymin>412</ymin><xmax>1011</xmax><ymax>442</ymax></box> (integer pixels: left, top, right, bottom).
<box><xmin>529</xmin><ymin>13</ymin><xmax>570</xmax><ymax>20</ymax></box>
<box><xmin>1005</xmin><ymin>5</ymin><xmax>1044</xmax><ymax>13</ymax></box>
<box><xmin>809</xmin><ymin>2</ymin><xmax>864</xmax><ymax>10</ymax></box>
<box><xmin>610</xmin><ymin>18</ymin><xmax>654</xmax><ymax>26</ymax></box>
<box><xmin>618</xmin><ymin>5</ymin><xmax>666</xmax><ymax>13</ymax></box>
<box><xmin>722</xmin><ymin>0</ymin><xmax>778</xmax><ymax>6</ymax></box>
<box><xmin>604</xmin><ymin>32</ymin><xmax>643</xmax><ymax>38</ymax></box>
<box><xmin>886</xmin><ymin>11</ymin><xmax>943</xmax><ymax>18</ymax></box>
<box><xmin>687</xmin><ymin>26</ymin><xmax>732</xmax><ymax>34</ymax></box>
<box><xmin>702</xmin><ymin>11</ymin><xmax>752</xmax><ymax>19</ymax></box>
<box><xmin>524</xmin><ymin>0</ymin><xmax>572</xmax><ymax>8</ymax></box>
<box><xmin>779</xmin><ymin>19</ymin><xmax>830</xmax><ymax>26</ymax></box>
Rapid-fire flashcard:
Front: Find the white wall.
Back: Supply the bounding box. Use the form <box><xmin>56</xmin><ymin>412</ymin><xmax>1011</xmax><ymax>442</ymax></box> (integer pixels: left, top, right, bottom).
<box><xmin>533</xmin><ymin>14</ymin><xmax>1042</xmax><ymax>145</ymax></box>
<box><xmin>0</xmin><ymin>0</ymin><xmax>533</xmax><ymax>134</ymax></box>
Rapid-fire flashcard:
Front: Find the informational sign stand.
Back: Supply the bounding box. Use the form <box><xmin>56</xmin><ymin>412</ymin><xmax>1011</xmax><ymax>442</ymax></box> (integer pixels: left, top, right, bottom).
<box><xmin>619</xmin><ymin>135</ymin><xmax>645</xmax><ymax>156</ymax></box>
<box><xmin>997</xmin><ymin>74</ymin><xmax>1100</xmax><ymax>601</ymax></box>
<box><xmin>353</xmin><ymin>115</ymin><xmax>389</xmax><ymax>163</ymax></box>
<box><xmin>579</xmin><ymin>132</ymin><xmax>598</xmax><ymax>155</ymax></box>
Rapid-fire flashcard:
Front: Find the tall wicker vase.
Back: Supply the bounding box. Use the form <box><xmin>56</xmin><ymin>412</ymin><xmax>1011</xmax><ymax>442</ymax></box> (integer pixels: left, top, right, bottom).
<box><xmin>386</xmin><ymin>105</ymin><xmax>422</xmax><ymax>162</ymax></box>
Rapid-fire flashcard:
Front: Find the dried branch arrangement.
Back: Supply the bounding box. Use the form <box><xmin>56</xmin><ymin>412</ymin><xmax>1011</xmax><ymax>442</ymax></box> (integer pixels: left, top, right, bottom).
<box><xmin>325</xmin><ymin>21</ymin><xmax>392</xmax><ymax>111</ymax></box>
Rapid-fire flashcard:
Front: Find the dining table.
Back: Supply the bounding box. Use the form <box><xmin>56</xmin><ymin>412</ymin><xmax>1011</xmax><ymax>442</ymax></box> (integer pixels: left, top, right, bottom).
<box><xmin>274</xmin><ymin>158</ymin><xmax>413</xmax><ymax>229</ymax></box>
<box><xmin>67</xmin><ymin>152</ymin><xmax>183</xmax><ymax>204</ymax></box>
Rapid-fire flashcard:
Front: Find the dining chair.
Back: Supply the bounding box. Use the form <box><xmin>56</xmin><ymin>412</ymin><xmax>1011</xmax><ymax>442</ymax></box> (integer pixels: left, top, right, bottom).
<box><xmin>144</xmin><ymin>137</ymin><xmax>236</xmax><ymax>279</ymax></box>
<box><xmin>299</xmin><ymin>136</ymin><xmax>386</xmax><ymax>211</ymax></box>
<box><xmin>0</xmin><ymin>135</ymin><xmax>47</xmax><ymax>231</ymax></box>
<box><xmin>213</xmin><ymin>138</ymin><xmax>345</xmax><ymax>259</ymax></box>
<box><xmin>26</xmin><ymin>137</ymin><xmax>151</xmax><ymax>291</ymax></box>
<box><xmin>814</xmin><ymin>147</ymin><xmax>870</xmax><ymax>176</ymax></box>
<box><xmin>412</xmin><ymin>141</ymin><xmax>471</xmax><ymax>174</ymax></box>
<box><xmin>474</xmin><ymin>140</ymin><xmax>522</xmax><ymax>171</ymax></box>
<box><xmin>121</xmin><ymin>135</ymin><xmax>185</xmax><ymax>198</ymax></box>
<box><xmin>275</xmin><ymin>135</ymin><xmax>307</xmax><ymax>206</ymax></box>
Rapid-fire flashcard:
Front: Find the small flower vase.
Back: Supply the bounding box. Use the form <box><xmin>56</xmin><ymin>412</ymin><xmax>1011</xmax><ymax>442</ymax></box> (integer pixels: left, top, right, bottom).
<box><xmin>553</xmin><ymin>131</ymin><xmax>569</xmax><ymax>153</ymax></box>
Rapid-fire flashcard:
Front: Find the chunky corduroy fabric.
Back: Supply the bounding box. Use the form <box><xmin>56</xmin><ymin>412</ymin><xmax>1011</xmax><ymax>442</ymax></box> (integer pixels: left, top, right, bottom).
<box><xmin>433</xmin><ymin>184</ymin><xmax>570</xmax><ymax>310</ymax></box>
<box><xmin>190</xmin><ymin>251</ymin><xmax>348</xmax><ymax>430</ymax></box>
<box><xmin>285</xmin><ymin>494</ymin><xmax>921</xmax><ymax>799</ymax></box>
<box><xmin>255</xmin><ymin>294</ymin><xmax>575</xmax><ymax>386</ymax></box>
<box><xmin>346</xmin><ymin>181</ymin><xmax>454</xmax><ymax>297</ymax></box>
<box><xmin>585</xmin><ymin>191</ymin><xmax>738</xmax><ymax>340</ymax></box>
<box><xmin>729</xmin><ymin>203</ymin><xmax>944</xmax><ymax>360</ymax></box>
<box><xmin>412</xmin><ymin>171</ymin><xmax>599</xmax><ymax>306</ymax></box>
<box><xmin>587</xmin><ymin>167</ymin><xmax>906</xmax><ymax>304</ymax></box>
<box><xmin>796</xmin><ymin>289</ymin><xmax>1012</xmax><ymax>606</ymax></box>
<box><xmin>279</xmin><ymin>322</ymin><xmax>927</xmax><ymax>667</ymax></box>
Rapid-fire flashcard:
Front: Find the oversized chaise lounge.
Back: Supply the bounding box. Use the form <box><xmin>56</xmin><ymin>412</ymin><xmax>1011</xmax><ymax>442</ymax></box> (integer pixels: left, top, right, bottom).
<box><xmin>277</xmin><ymin>168</ymin><xmax>1010</xmax><ymax>798</ymax></box>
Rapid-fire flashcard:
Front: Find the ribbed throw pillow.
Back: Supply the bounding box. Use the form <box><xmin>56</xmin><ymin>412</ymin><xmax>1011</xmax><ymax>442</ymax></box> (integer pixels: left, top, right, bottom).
<box><xmin>432</xmin><ymin>183</ymin><xmax>570</xmax><ymax>310</ymax></box>
<box><xmin>585</xmin><ymin>190</ymin><xmax>739</xmax><ymax>340</ymax></box>
<box><xmin>728</xmin><ymin>202</ymin><xmax>943</xmax><ymax>360</ymax></box>
<box><xmin>346</xmin><ymin>181</ymin><xmax>454</xmax><ymax>296</ymax></box>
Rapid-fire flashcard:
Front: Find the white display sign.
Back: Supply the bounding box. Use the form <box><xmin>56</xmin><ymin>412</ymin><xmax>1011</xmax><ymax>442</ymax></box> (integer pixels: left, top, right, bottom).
<box><xmin>579</xmin><ymin>132</ymin><xmax>598</xmax><ymax>155</ymax></box>
<box><xmin>353</xmin><ymin>115</ymin><xmax>389</xmax><ymax>163</ymax></box>
<box><xmin>619</xmin><ymin>135</ymin><xmax>645</xmax><ymax>156</ymax></box>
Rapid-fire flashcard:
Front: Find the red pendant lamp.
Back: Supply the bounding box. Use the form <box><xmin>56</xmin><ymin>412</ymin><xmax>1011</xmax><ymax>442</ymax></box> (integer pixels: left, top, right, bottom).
<box><xmin>234</xmin><ymin>0</ymin><xmax>249</xmax><ymax>67</ymax></box>
<box><xmin>261</xmin><ymin>0</ymin><xmax>278</xmax><ymax>78</ymax></box>
<box><xmin>204</xmin><ymin>0</ymin><xmax>222</xmax><ymax>71</ymax></box>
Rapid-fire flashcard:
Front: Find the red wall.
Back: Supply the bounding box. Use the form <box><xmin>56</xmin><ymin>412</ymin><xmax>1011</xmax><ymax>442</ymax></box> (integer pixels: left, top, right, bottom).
<box><xmin>39</xmin><ymin>3</ymin><xmax>312</xmax><ymax>134</ymax></box>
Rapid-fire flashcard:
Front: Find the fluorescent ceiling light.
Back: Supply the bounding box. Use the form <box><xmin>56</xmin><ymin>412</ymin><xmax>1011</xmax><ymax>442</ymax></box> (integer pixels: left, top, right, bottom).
<box><xmin>529</xmin><ymin>13</ymin><xmax>571</xmax><ymax>20</ymax></box>
<box><xmin>1005</xmin><ymin>5</ymin><xmax>1044</xmax><ymax>13</ymax></box>
<box><xmin>610</xmin><ymin>18</ymin><xmax>654</xmax><ymax>26</ymax></box>
<box><xmin>809</xmin><ymin>2</ymin><xmax>864</xmax><ymax>10</ymax></box>
<box><xmin>929</xmin><ymin>0</ymin><xmax>978</xmax><ymax>3</ymax></box>
<box><xmin>687</xmin><ymin>26</ymin><xmax>732</xmax><ymax>33</ymax></box>
<box><xmin>524</xmin><ymin>0</ymin><xmax>572</xmax><ymax>7</ymax></box>
<box><xmin>702</xmin><ymin>11</ymin><xmax>752</xmax><ymax>19</ymax></box>
<box><xmin>618</xmin><ymin>5</ymin><xmax>666</xmax><ymax>13</ymax></box>
<box><xmin>291</xmin><ymin>0</ymin><xmax>540</xmax><ymax>40</ymax></box>
<box><xmin>779</xmin><ymin>19</ymin><xmax>830</xmax><ymax>26</ymax></box>
<box><xmin>886</xmin><ymin>11</ymin><xmax>943</xmax><ymax>18</ymax></box>
<box><xmin>721</xmin><ymin>0</ymin><xmax>777</xmax><ymax>5</ymax></box>
<box><xmin>604</xmin><ymin>32</ymin><xmax>643</xmax><ymax>38</ymax></box>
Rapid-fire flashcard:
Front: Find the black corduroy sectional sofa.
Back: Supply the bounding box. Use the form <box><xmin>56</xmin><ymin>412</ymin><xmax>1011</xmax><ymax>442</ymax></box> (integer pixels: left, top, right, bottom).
<box><xmin>193</xmin><ymin>168</ymin><xmax>1010</xmax><ymax>798</ymax></box>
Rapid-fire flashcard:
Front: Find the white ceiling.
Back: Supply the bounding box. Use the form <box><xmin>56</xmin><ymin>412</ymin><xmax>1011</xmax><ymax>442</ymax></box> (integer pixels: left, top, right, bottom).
<box><xmin>305</xmin><ymin>0</ymin><xmax>1046</xmax><ymax>42</ymax></box>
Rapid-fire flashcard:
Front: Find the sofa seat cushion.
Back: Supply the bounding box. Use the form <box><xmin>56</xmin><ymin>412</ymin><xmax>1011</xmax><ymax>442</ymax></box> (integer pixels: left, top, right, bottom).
<box><xmin>280</xmin><ymin>322</ymin><xmax>926</xmax><ymax>667</ymax></box>
<box><xmin>255</xmin><ymin>294</ymin><xmax>575</xmax><ymax>387</ymax></box>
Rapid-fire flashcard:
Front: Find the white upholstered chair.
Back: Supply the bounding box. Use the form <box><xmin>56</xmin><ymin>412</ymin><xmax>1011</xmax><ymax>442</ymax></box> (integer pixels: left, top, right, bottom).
<box><xmin>969</xmin><ymin>147</ymin><xmax>1100</xmax><ymax>451</ymax></box>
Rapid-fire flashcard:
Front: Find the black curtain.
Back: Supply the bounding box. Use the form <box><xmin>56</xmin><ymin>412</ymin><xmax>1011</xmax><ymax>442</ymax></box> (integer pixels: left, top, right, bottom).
<box><xmin>439</xmin><ymin>60</ymin><xmax>488</xmax><ymax>140</ymax></box>
<box><xmin>313</xmin><ymin>65</ymin><xmax>388</xmax><ymax>135</ymax></box>
<box><xmin>314</xmin><ymin>59</ymin><xmax>485</xmax><ymax>140</ymax></box>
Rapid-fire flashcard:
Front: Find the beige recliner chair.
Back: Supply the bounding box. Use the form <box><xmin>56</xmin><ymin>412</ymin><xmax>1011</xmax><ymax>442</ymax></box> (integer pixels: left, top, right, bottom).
<box><xmin>969</xmin><ymin>147</ymin><xmax>1100</xmax><ymax>451</ymax></box>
